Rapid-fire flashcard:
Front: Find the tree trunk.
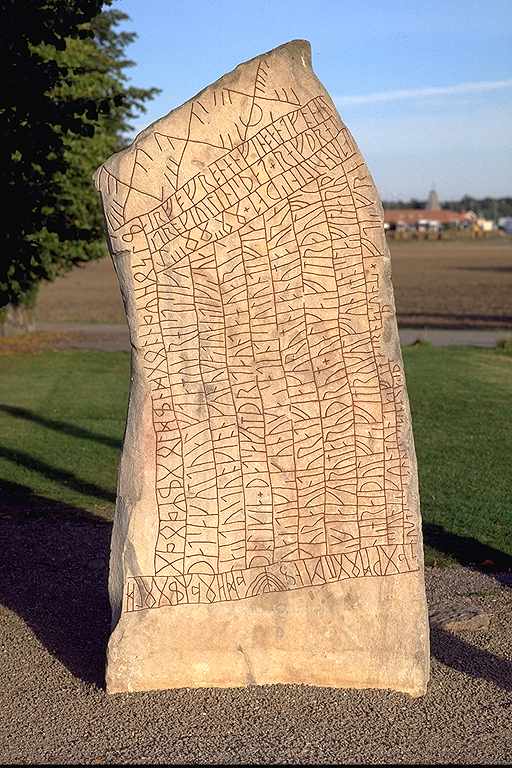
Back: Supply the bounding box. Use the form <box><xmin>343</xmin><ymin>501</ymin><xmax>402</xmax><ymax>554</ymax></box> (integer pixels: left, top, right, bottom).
<box><xmin>0</xmin><ymin>289</ymin><xmax>38</xmax><ymax>336</ymax></box>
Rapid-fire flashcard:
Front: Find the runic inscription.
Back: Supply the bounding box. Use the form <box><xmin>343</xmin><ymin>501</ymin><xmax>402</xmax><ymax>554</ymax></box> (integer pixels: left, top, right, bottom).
<box><xmin>96</xmin><ymin>51</ymin><xmax>419</xmax><ymax>615</ymax></box>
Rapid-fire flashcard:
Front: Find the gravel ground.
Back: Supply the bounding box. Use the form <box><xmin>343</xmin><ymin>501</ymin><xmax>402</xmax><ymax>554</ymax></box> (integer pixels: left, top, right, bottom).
<box><xmin>1</xmin><ymin>515</ymin><xmax>511</xmax><ymax>764</ymax></box>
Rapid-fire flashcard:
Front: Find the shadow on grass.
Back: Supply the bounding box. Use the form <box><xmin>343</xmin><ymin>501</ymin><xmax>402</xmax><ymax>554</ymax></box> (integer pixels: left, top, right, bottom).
<box><xmin>0</xmin><ymin>480</ymin><xmax>111</xmax><ymax>687</ymax></box>
<box><xmin>0</xmin><ymin>404</ymin><xmax>122</xmax><ymax>451</ymax></box>
<box><xmin>0</xmin><ymin>445</ymin><xmax>115</xmax><ymax>505</ymax></box>
<box><xmin>424</xmin><ymin>523</ymin><xmax>512</xmax><ymax>585</ymax></box>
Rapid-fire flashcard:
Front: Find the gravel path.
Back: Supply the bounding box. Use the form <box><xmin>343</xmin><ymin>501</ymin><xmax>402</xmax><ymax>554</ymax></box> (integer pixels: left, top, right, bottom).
<box><xmin>1</xmin><ymin>514</ymin><xmax>511</xmax><ymax>764</ymax></box>
<box><xmin>399</xmin><ymin>326</ymin><xmax>510</xmax><ymax>348</ymax></box>
<box><xmin>31</xmin><ymin>322</ymin><xmax>511</xmax><ymax>352</ymax></box>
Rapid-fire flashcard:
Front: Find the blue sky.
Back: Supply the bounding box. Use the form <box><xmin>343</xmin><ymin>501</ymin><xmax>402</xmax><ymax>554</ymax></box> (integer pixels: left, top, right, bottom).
<box><xmin>118</xmin><ymin>0</ymin><xmax>512</xmax><ymax>200</ymax></box>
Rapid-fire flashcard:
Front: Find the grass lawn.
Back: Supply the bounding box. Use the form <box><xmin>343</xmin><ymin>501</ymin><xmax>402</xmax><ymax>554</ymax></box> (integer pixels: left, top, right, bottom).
<box><xmin>0</xmin><ymin>346</ymin><xmax>510</xmax><ymax>568</ymax></box>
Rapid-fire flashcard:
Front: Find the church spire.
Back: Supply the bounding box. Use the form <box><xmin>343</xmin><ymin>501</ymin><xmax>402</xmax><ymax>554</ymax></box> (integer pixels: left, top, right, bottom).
<box><xmin>426</xmin><ymin>186</ymin><xmax>440</xmax><ymax>210</ymax></box>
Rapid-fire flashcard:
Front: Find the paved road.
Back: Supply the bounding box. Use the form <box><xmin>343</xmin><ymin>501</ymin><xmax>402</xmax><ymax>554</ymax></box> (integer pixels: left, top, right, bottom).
<box><xmin>0</xmin><ymin>512</ymin><xmax>511</xmax><ymax>764</ymax></box>
<box><xmin>36</xmin><ymin>322</ymin><xmax>512</xmax><ymax>352</ymax></box>
<box><xmin>399</xmin><ymin>326</ymin><xmax>509</xmax><ymax>348</ymax></box>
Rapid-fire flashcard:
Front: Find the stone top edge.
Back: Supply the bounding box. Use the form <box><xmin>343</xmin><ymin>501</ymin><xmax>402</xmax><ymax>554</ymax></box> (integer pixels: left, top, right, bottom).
<box><xmin>93</xmin><ymin>39</ymin><xmax>313</xmax><ymax>189</ymax></box>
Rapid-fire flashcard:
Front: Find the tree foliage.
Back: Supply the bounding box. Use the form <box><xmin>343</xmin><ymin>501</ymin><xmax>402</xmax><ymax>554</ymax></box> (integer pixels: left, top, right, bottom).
<box><xmin>442</xmin><ymin>196</ymin><xmax>512</xmax><ymax>220</ymax></box>
<box><xmin>0</xmin><ymin>0</ymin><xmax>158</xmax><ymax>308</ymax></box>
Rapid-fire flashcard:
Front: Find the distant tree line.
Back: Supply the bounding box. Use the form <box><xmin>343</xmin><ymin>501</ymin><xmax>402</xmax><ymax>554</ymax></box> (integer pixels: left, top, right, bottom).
<box><xmin>0</xmin><ymin>0</ymin><xmax>158</xmax><ymax>325</ymax></box>
<box><xmin>383</xmin><ymin>197</ymin><xmax>512</xmax><ymax>219</ymax></box>
<box><xmin>383</xmin><ymin>199</ymin><xmax>425</xmax><ymax>210</ymax></box>
<box><xmin>442</xmin><ymin>197</ymin><xmax>512</xmax><ymax>220</ymax></box>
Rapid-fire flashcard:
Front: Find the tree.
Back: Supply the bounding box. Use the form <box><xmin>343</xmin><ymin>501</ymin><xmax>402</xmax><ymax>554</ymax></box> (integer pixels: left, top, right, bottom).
<box><xmin>0</xmin><ymin>0</ymin><xmax>158</xmax><ymax>324</ymax></box>
<box><xmin>442</xmin><ymin>196</ymin><xmax>512</xmax><ymax>219</ymax></box>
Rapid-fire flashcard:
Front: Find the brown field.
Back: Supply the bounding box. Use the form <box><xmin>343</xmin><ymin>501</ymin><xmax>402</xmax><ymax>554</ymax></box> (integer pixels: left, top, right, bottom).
<box><xmin>36</xmin><ymin>238</ymin><xmax>512</xmax><ymax>329</ymax></box>
<box><xmin>391</xmin><ymin>238</ymin><xmax>512</xmax><ymax>328</ymax></box>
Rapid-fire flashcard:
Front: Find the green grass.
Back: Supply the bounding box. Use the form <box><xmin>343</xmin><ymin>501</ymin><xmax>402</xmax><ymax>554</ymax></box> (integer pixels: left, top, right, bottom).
<box><xmin>403</xmin><ymin>345</ymin><xmax>511</xmax><ymax>567</ymax></box>
<box><xmin>0</xmin><ymin>351</ymin><xmax>128</xmax><ymax>519</ymax></box>
<box><xmin>0</xmin><ymin>347</ymin><xmax>510</xmax><ymax>569</ymax></box>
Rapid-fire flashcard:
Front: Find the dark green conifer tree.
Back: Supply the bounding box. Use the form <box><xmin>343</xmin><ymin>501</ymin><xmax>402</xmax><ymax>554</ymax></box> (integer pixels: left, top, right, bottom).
<box><xmin>0</xmin><ymin>0</ymin><xmax>158</xmax><ymax>320</ymax></box>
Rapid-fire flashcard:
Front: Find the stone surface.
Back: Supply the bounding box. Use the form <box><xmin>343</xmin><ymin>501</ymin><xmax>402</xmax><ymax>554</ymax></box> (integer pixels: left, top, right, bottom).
<box><xmin>430</xmin><ymin>605</ymin><xmax>491</xmax><ymax>632</ymax></box>
<box><xmin>94</xmin><ymin>39</ymin><xmax>430</xmax><ymax>695</ymax></box>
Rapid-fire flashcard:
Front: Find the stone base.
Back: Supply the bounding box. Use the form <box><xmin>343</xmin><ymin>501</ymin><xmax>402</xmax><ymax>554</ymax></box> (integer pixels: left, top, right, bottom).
<box><xmin>106</xmin><ymin>572</ymin><xmax>429</xmax><ymax>696</ymax></box>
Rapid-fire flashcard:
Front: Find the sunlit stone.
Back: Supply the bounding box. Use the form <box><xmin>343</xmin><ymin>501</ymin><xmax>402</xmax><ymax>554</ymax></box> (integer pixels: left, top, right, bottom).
<box><xmin>94</xmin><ymin>40</ymin><xmax>429</xmax><ymax>695</ymax></box>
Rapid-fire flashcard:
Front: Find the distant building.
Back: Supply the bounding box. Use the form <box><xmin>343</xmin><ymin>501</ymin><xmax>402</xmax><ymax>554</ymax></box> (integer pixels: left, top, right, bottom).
<box><xmin>384</xmin><ymin>208</ymin><xmax>473</xmax><ymax>228</ymax></box>
<box><xmin>498</xmin><ymin>216</ymin><xmax>512</xmax><ymax>234</ymax></box>
<box><xmin>477</xmin><ymin>218</ymin><xmax>495</xmax><ymax>233</ymax></box>
<box><xmin>384</xmin><ymin>190</ymin><xmax>475</xmax><ymax>232</ymax></box>
<box><xmin>426</xmin><ymin>187</ymin><xmax>441</xmax><ymax>211</ymax></box>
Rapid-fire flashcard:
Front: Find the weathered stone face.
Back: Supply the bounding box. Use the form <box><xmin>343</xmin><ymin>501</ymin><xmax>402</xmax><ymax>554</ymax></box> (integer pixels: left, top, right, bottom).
<box><xmin>94</xmin><ymin>40</ymin><xmax>430</xmax><ymax>695</ymax></box>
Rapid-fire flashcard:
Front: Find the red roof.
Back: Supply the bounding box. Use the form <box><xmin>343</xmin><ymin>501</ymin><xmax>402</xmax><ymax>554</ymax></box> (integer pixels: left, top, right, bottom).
<box><xmin>384</xmin><ymin>209</ymin><xmax>472</xmax><ymax>224</ymax></box>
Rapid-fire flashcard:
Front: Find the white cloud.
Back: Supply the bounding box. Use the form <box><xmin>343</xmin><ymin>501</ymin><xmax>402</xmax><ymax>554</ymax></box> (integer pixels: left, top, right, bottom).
<box><xmin>336</xmin><ymin>79</ymin><xmax>512</xmax><ymax>106</ymax></box>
